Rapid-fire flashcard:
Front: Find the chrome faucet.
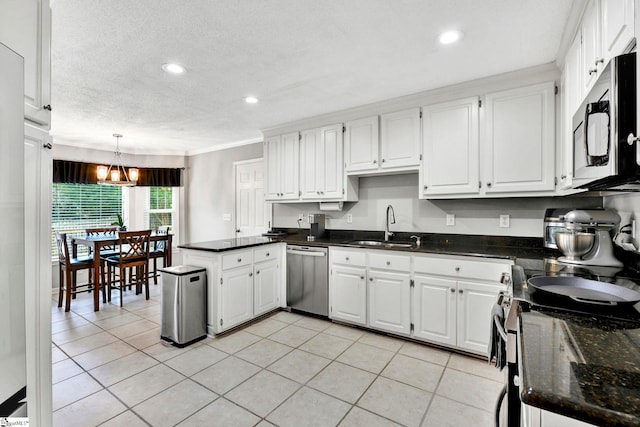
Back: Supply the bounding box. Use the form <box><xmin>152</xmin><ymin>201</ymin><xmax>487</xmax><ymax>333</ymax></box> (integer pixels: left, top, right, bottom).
<box><xmin>385</xmin><ymin>204</ymin><xmax>396</xmax><ymax>241</ymax></box>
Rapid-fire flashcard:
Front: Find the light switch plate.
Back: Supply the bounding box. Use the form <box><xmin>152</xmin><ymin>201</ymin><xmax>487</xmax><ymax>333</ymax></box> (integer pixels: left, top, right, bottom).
<box><xmin>222</xmin><ymin>213</ymin><xmax>231</xmax><ymax>221</ymax></box>
<box><xmin>346</xmin><ymin>214</ymin><xmax>353</xmax><ymax>224</ymax></box>
<box><xmin>446</xmin><ymin>214</ymin><xmax>455</xmax><ymax>226</ymax></box>
<box><xmin>500</xmin><ymin>214</ymin><xmax>510</xmax><ymax>228</ymax></box>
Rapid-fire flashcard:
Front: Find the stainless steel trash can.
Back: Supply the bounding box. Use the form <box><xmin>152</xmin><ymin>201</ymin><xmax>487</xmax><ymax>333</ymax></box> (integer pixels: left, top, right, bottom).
<box><xmin>160</xmin><ymin>265</ymin><xmax>207</xmax><ymax>347</ymax></box>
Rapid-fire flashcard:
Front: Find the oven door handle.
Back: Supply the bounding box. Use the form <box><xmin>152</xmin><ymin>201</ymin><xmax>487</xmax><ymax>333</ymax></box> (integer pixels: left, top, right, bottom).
<box><xmin>494</xmin><ymin>314</ymin><xmax>508</xmax><ymax>342</ymax></box>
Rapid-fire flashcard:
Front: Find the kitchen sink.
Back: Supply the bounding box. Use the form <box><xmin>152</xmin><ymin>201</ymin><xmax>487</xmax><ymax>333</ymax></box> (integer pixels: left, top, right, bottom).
<box><xmin>347</xmin><ymin>240</ymin><xmax>414</xmax><ymax>249</ymax></box>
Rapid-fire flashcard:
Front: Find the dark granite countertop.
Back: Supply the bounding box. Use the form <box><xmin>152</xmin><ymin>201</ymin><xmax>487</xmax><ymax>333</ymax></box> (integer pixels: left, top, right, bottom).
<box><xmin>519</xmin><ymin>309</ymin><xmax>640</xmax><ymax>427</ymax></box>
<box><xmin>178</xmin><ymin>236</ymin><xmax>279</xmax><ymax>252</ymax></box>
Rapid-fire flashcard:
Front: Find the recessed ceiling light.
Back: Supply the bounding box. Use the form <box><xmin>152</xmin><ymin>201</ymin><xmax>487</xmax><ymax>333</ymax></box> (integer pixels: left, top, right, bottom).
<box><xmin>438</xmin><ymin>30</ymin><xmax>463</xmax><ymax>45</ymax></box>
<box><xmin>161</xmin><ymin>63</ymin><xmax>185</xmax><ymax>75</ymax></box>
<box><xmin>244</xmin><ymin>96</ymin><xmax>259</xmax><ymax>104</ymax></box>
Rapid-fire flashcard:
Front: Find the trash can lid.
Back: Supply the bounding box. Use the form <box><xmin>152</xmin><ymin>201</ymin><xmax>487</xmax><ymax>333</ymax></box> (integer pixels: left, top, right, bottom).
<box><xmin>159</xmin><ymin>265</ymin><xmax>206</xmax><ymax>276</ymax></box>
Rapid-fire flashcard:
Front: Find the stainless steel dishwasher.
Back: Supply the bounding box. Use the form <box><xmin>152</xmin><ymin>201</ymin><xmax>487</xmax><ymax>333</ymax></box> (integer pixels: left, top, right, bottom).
<box><xmin>286</xmin><ymin>245</ymin><xmax>328</xmax><ymax>316</ymax></box>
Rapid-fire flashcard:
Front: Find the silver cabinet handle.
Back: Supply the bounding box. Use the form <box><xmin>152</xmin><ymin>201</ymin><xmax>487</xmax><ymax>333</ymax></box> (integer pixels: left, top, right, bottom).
<box><xmin>266</xmin><ymin>252</ymin><xmax>270</xmax><ymax>257</ymax></box>
<box><xmin>588</xmin><ymin>67</ymin><xmax>598</xmax><ymax>75</ymax></box>
<box><xmin>386</xmin><ymin>261</ymin><xmax>390</xmax><ymax>266</ymax></box>
<box><xmin>238</xmin><ymin>258</ymin><xmax>242</xmax><ymax>263</ymax></box>
<box><xmin>249</xmin><ymin>272</ymin><xmax>253</xmax><ymax>277</ymax></box>
<box><xmin>381</xmin><ymin>159</ymin><xmax>386</xmax><ymax>163</ymax></box>
<box><xmin>455</xmin><ymin>267</ymin><xmax>460</xmax><ymax>272</ymax></box>
<box><xmin>595</xmin><ymin>57</ymin><xmax>604</xmax><ymax>66</ymax></box>
<box><xmin>450</xmin><ymin>288</ymin><xmax>455</xmax><ymax>293</ymax></box>
<box><xmin>487</xmin><ymin>182</ymin><xmax>492</xmax><ymax>188</ymax></box>
<box><xmin>346</xmin><ymin>257</ymin><xmax>349</xmax><ymax>261</ymax></box>
<box><xmin>561</xmin><ymin>175</ymin><xmax>566</xmax><ymax>180</ymax></box>
<box><xmin>256</xmin><ymin>270</ymin><xmax>260</xmax><ymax>275</ymax></box>
<box><xmin>360</xmin><ymin>276</ymin><xmax>364</xmax><ymax>280</ymax></box>
<box><xmin>369</xmin><ymin>277</ymin><xmax>374</xmax><ymax>282</ymax></box>
<box><xmin>373</xmin><ymin>160</ymin><xmax>377</xmax><ymax>164</ymax></box>
<box><xmin>459</xmin><ymin>289</ymin><xmax>463</xmax><ymax>294</ymax></box>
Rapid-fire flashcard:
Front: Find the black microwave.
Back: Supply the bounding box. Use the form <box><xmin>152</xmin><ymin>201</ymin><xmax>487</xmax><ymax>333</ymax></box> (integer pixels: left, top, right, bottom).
<box><xmin>572</xmin><ymin>52</ymin><xmax>639</xmax><ymax>191</ymax></box>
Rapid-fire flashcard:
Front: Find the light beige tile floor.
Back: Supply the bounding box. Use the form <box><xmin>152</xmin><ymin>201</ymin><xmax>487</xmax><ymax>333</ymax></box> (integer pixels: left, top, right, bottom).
<box><xmin>51</xmin><ymin>280</ymin><xmax>505</xmax><ymax>426</ymax></box>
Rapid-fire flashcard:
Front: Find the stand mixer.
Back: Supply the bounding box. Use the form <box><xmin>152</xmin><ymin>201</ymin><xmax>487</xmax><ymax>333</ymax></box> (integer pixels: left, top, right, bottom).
<box><xmin>556</xmin><ymin>209</ymin><xmax>623</xmax><ymax>268</ymax></box>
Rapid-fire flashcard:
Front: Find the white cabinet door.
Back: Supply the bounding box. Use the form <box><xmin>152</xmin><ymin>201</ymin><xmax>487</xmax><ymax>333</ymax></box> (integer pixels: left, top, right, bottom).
<box><xmin>0</xmin><ymin>0</ymin><xmax>51</xmax><ymax>128</ymax></box>
<box><xmin>254</xmin><ymin>258</ymin><xmax>279</xmax><ymax>316</ymax></box>
<box><xmin>559</xmin><ymin>35</ymin><xmax>582</xmax><ymax>190</ymax></box>
<box><xmin>380</xmin><ymin>108</ymin><xmax>421</xmax><ymax>169</ymax></box>
<box><xmin>345</xmin><ymin>116</ymin><xmax>379</xmax><ymax>173</ymax></box>
<box><xmin>330</xmin><ymin>264</ymin><xmax>367</xmax><ymax>326</ymax></box>
<box><xmin>300</xmin><ymin>124</ymin><xmax>344</xmax><ymax>200</ymax></box>
<box><xmin>422</xmin><ymin>97</ymin><xmax>479</xmax><ymax>196</ymax></box>
<box><xmin>320</xmin><ymin>124</ymin><xmax>344</xmax><ymax>199</ymax></box>
<box><xmin>265</xmin><ymin>132</ymin><xmax>300</xmax><ymax>201</ymax></box>
<box><xmin>300</xmin><ymin>128</ymin><xmax>322</xmax><ymax>200</ymax></box>
<box><xmin>280</xmin><ymin>132</ymin><xmax>300</xmax><ymax>200</ymax></box>
<box><xmin>483</xmin><ymin>82</ymin><xmax>555</xmax><ymax>194</ymax></box>
<box><xmin>601</xmin><ymin>0</ymin><xmax>634</xmax><ymax>62</ymax></box>
<box><xmin>367</xmin><ymin>270</ymin><xmax>411</xmax><ymax>335</ymax></box>
<box><xmin>582</xmin><ymin>0</ymin><xmax>603</xmax><ymax>93</ymax></box>
<box><xmin>456</xmin><ymin>280</ymin><xmax>503</xmax><ymax>354</ymax></box>
<box><xmin>265</xmin><ymin>136</ymin><xmax>281</xmax><ymax>200</ymax></box>
<box><xmin>412</xmin><ymin>274</ymin><xmax>457</xmax><ymax>346</ymax></box>
<box><xmin>220</xmin><ymin>266</ymin><xmax>254</xmax><ymax>331</ymax></box>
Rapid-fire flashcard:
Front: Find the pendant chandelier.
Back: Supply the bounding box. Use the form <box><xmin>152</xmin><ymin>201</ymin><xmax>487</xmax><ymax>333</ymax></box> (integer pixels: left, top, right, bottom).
<box><xmin>96</xmin><ymin>134</ymin><xmax>139</xmax><ymax>186</ymax></box>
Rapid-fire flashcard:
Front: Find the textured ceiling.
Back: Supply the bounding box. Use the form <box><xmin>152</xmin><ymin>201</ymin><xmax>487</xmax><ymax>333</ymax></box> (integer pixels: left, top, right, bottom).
<box><xmin>51</xmin><ymin>0</ymin><xmax>574</xmax><ymax>155</ymax></box>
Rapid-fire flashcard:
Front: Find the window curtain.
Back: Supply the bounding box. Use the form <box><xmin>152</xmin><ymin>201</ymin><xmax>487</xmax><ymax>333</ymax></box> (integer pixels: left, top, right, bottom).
<box><xmin>53</xmin><ymin>159</ymin><xmax>183</xmax><ymax>187</ymax></box>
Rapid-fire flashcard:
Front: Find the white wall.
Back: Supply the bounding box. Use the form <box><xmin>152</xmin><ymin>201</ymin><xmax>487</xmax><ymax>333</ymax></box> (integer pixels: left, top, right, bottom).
<box><xmin>274</xmin><ymin>174</ymin><xmax>603</xmax><ymax>237</ymax></box>
<box><xmin>185</xmin><ymin>142</ymin><xmax>264</xmax><ymax>243</ymax></box>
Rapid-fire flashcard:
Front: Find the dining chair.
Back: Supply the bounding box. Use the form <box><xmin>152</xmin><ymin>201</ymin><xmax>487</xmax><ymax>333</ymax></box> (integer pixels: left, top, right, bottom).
<box><xmin>149</xmin><ymin>225</ymin><xmax>170</xmax><ymax>285</ymax></box>
<box><xmin>105</xmin><ymin>230</ymin><xmax>151</xmax><ymax>306</ymax></box>
<box><xmin>56</xmin><ymin>232</ymin><xmax>103</xmax><ymax>312</ymax></box>
<box><xmin>85</xmin><ymin>226</ymin><xmax>118</xmax><ymax>286</ymax></box>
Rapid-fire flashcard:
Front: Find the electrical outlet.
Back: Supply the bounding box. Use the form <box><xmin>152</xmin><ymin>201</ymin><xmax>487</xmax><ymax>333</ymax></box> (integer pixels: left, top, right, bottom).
<box><xmin>346</xmin><ymin>214</ymin><xmax>353</xmax><ymax>224</ymax></box>
<box><xmin>500</xmin><ymin>214</ymin><xmax>510</xmax><ymax>228</ymax></box>
<box><xmin>446</xmin><ymin>214</ymin><xmax>455</xmax><ymax>226</ymax></box>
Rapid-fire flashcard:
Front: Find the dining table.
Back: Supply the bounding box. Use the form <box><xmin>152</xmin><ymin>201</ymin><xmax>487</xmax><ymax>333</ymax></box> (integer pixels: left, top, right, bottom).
<box><xmin>72</xmin><ymin>232</ymin><xmax>173</xmax><ymax>311</ymax></box>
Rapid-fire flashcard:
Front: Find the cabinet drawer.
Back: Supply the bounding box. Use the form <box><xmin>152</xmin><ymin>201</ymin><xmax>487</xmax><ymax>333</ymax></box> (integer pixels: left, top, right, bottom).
<box><xmin>369</xmin><ymin>251</ymin><xmax>411</xmax><ymax>272</ymax></box>
<box><xmin>254</xmin><ymin>246</ymin><xmax>277</xmax><ymax>263</ymax></box>
<box><xmin>222</xmin><ymin>250</ymin><xmax>253</xmax><ymax>270</ymax></box>
<box><xmin>413</xmin><ymin>255</ymin><xmax>509</xmax><ymax>282</ymax></box>
<box><xmin>331</xmin><ymin>248</ymin><xmax>366</xmax><ymax>266</ymax></box>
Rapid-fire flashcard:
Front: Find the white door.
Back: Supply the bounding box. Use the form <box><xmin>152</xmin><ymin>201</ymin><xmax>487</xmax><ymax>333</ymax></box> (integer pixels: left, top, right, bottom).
<box><xmin>235</xmin><ymin>159</ymin><xmax>270</xmax><ymax>237</ymax></box>
<box><xmin>344</xmin><ymin>116</ymin><xmax>379</xmax><ymax>173</ymax></box>
<box><xmin>456</xmin><ymin>280</ymin><xmax>503</xmax><ymax>354</ymax></box>
<box><xmin>220</xmin><ymin>266</ymin><xmax>254</xmax><ymax>331</ymax></box>
<box><xmin>412</xmin><ymin>274</ymin><xmax>457</xmax><ymax>346</ymax></box>
<box><xmin>380</xmin><ymin>108</ymin><xmax>421</xmax><ymax>169</ymax></box>
<box><xmin>422</xmin><ymin>97</ymin><xmax>479</xmax><ymax>196</ymax></box>
<box><xmin>330</xmin><ymin>264</ymin><xmax>367</xmax><ymax>325</ymax></box>
<box><xmin>254</xmin><ymin>258</ymin><xmax>279</xmax><ymax>316</ymax></box>
<box><xmin>367</xmin><ymin>270</ymin><xmax>411</xmax><ymax>335</ymax></box>
<box><xmin>482</xmin><ymin>82</ymin><xmax>555</xmax><ymax>194</ymax></box>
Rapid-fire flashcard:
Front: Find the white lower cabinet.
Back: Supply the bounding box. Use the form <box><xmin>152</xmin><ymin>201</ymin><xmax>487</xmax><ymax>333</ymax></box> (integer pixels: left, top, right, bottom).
<box><xmin>182</xmin><ymin>243</ymin><xmax>285</xmax><ymax>335</ymax></box>
<box><xmin>368</xmin><ymin>269</ymin><xmax>411</xmax><ymax>335</ymax></box>
<box><xmin>330</xmin><ymin>248</ymin><xmax>512</xmax><ymax>355</ymax></box>
<box><xmin>220</xmin><ymin>265</ymin><xmax>254</xmax><ymax>330</ymax></box>
<box><xmin>330</xmin><ymin>249</ymin><xmax>367</xmax><ymax>326</ymax></box>
<box><xmin>412</xmin><ymin>274</ymin><xmax>457</xmax><ymax>346</ymax></box>
<box><xmin>254</xmin><ymin>258</ymin><xmax>279</xmax><ymax>316</ymax></box>
<box><xmin>523</xmin><ymin>404</ymin><xmax>596</xmax><ymax>427</ymax></box>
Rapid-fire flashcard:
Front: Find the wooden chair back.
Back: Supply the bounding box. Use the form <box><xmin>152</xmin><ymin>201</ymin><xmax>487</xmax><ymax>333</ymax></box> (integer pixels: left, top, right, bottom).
<box><xmin>86</xmin><ymin>227</ymin><xmax>118</xmax><ymax>251</ymax></box>
<box><xmin>55</xmin><ymin>232</ymin><xmax>70</xmax><ymax>265</ymax></box>
<box><xmin>118</xmin><ymin>230</ymin><xmax>151</xmax><ymax>262</ymax></box>
<box><xmin>154</xmin><ymin>225</ymin><xmax>170</xmax><ymax>251</ymax></box>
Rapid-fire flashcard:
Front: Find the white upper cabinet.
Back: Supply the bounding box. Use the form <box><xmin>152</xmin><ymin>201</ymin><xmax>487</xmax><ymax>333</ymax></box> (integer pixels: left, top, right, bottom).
<box><xmin>559</xmin><ymin>34</ymin><xmax>583</xmax><ymax>190</ymax></box>
<box><xmin>421</xmin><ymin>97</ymin><xmax>479</xmax><ymax>196</ymax></box>
<box><xmin>264</xmin><ymin>132</ymin><xmax>299</xmax><ymax>201</ymax></box>
<box><xmin>300</xmin><ymin>124</ymin><xmax>344</xmax><ymax>200</ymax></box>
<box><xmin>581</xmin><ymin>0</ymin><xmax>603</xmax><ymax>94</ymax></box>
<box><xmin>345</xmin><ymin>109</ymin><xmax>421</xmax><ymax>175</ymax></box>
<box><xmin>601</xmin><ymin>0</ymin><xmax>634</xmax><ymax>63</ymax></box>
<box><xmin>345</xmin><ymin>116</ymin><xmax>379</xmax><ymax>173</ymax></box>
<box><xmin>482</xmin><ymin>82</ymin><xmax>556</xmax><ymax>194</ymax></box>
<box><xmin>380</xmin><ymin>108</ymin><xmax>421</xmax><ymax>170</ymax></box>
<box><xmin>0</xmin><ymin>0</ymin><xmax>52</xmax><ymax>129</ymax></box>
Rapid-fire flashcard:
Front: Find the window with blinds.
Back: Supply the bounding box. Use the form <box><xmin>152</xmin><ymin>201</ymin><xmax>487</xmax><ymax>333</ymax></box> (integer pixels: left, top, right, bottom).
<box><xmin>146</xmin><ymin>187</ymin><xmax>177</xmax><ymax>244</ymax></box>
<box><xmin>51</xmin><ymin>183</ymin><xmax>123</xmax><ymax>257</ymax></box>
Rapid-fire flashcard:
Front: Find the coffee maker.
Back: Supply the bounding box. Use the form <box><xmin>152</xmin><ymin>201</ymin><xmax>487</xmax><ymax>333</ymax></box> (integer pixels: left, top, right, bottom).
<box><xmin>556</xmin><ymin>209</ymin><xmax>623</xmax><ymax>268</ymax></box>
<box><xmin>307</xmin><ymin>214</ymin><xmax>326</xmax><ymax>241</ymax></box>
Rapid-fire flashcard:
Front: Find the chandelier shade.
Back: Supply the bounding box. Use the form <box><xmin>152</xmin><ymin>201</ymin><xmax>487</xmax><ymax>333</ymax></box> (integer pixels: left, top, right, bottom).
<box><xmin>97</xmin><ymin>134</ymin><xmax>139</xmax><ymax>187</ymax></box>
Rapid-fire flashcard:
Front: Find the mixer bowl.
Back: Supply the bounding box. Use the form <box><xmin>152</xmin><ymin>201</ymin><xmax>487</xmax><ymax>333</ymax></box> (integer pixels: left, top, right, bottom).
<box><xmin>555</xmin><ymin>231</ymin><xmax>595</xmax><ymax>259</ymax></box>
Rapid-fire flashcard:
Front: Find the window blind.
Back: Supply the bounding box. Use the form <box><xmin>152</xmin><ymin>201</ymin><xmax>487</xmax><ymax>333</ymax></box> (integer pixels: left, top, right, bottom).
<box><xmin>51</xmin><ymin>183</ymin><xmax>123</xmax><ymax>257</ymax></box>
